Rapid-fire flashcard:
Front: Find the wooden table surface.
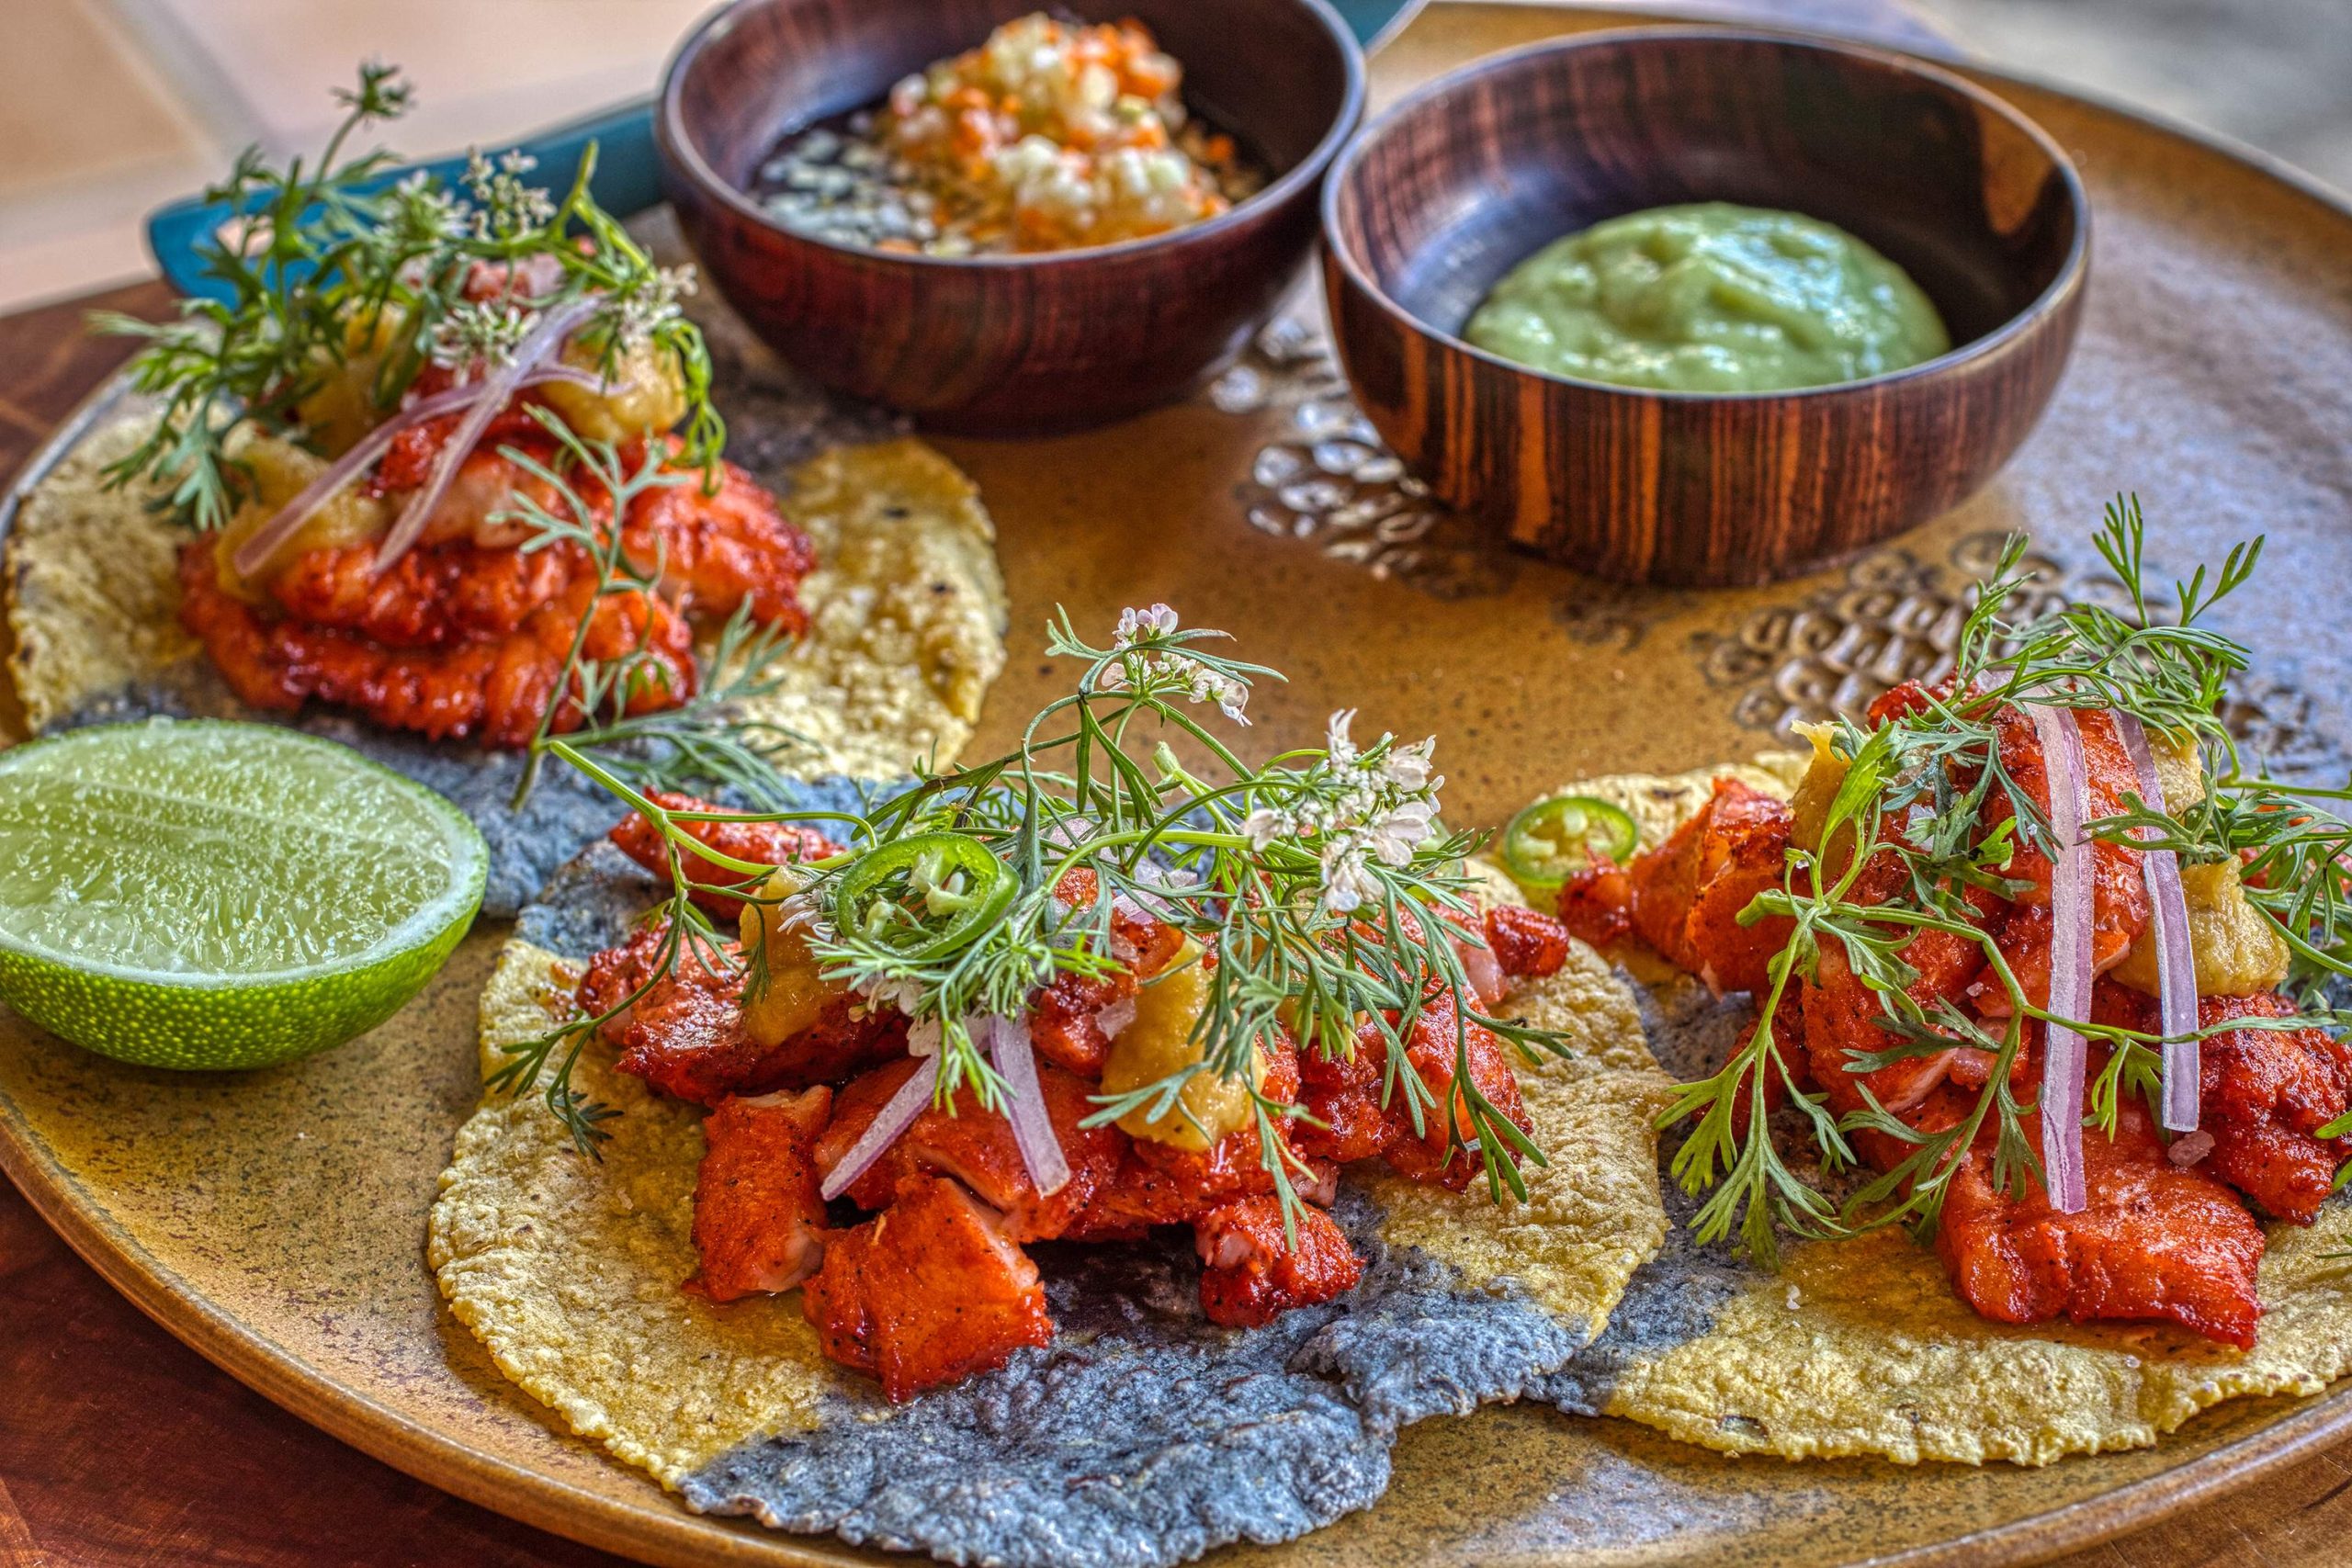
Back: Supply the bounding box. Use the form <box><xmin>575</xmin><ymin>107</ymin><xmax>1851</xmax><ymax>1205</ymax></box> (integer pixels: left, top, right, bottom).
<box><xmin>6</xmin><ymin>17</ymin><xmax>2352</xmax><ymax>1562</ymax></box>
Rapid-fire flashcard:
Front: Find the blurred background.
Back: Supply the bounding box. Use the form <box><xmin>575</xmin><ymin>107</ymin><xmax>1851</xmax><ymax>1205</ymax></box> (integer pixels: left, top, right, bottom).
<box><xmin>5</xmin><ymin>0</ymin><xmax>2346</xmax><ymax>312</ymax></box>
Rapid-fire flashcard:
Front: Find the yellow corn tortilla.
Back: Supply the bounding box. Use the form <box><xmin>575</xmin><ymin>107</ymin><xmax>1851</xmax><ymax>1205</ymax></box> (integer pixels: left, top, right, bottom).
<box><xmin>6</xmin><ymin>414</ymin><xmax>1006</xmax><ymax>782</ymax></box>
<box><xmin>5</xmin><ymin>412</ymin><xmax>199</xmax><ymax>731</ymax></box>
<box><xmin>1536</xmin><ymin>757</ymin><xmax>2352</xmax><ymax>1466</ymax></box>
<box><xmin>429</xmin><ymin>939</ymin><xmax>843</xmax><ymax>1483</ymax></box>
<box><xmin>1365</xmin><ymin>862</ymin><xmax>1676</xmax><ymax>1342</ymax></box>
<box><xmin>1611</xmin><ymin>1202</ymin><xmax>2352</xmax><ymax>1466</ymax></box>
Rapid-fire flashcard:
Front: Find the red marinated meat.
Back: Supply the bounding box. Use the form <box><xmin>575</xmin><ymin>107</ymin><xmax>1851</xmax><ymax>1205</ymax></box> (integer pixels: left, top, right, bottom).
<box><xmin>692</xmin><ymin>1087</ymin><xmax>832</xmax><ymax>1301</ymax></box>
<box><xmin>1193</xmin><ymin>1195</ymin><xmax>1363</xmax><ymax>1327</ymax></box>
<box><xmin>607</xmin><ymin>790</ymin><xmax>842</xmax><ymax>919</ymax></box>
<box><xmin>798</xmin><ymin>1175</ymin><xmax>1053</xmax><ymax>1402</ymax></box>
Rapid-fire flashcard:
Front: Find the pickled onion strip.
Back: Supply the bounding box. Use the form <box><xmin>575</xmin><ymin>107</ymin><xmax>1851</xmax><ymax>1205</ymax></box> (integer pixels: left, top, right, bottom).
<box><xmin>374</xmin><ymin>296</ymin><xmax>603</xmax><ymax>571</ymax></box>
<box><xmin>2027</xmin><ymin>703</ymin><xmax>2092</xmax><ymax>1214</ymax></box>
<box><xmin>989</xmin><ymin>1015</ymin><xmax>1071</xmax><ymax>1196</ymax></box>
<box><xmin>225</xmin><ymin>363</ymin><xmax>601</xmax><ymax>581</ymax></box>
<box><xmin>819</xmin><ymin>1049</ymin><xmax>938</xmax><ymax>1201</ymax></box>
<box><xmin>2112</xmin><ymin>713</ymin><xmax>2201</xmax><ymax>1131</ymax></box>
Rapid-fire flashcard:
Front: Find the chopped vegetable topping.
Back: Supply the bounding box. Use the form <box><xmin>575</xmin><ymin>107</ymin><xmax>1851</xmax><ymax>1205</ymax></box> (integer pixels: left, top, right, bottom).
<box><xmin>1644</xmin><ymin>499</ymin><xmax>2352</xmax><ymax>1282</ymax></box>
<box><xmin>753</xmin><ymin>14</ymin><xmax>1261</xmax><ymax>255</ymax></box>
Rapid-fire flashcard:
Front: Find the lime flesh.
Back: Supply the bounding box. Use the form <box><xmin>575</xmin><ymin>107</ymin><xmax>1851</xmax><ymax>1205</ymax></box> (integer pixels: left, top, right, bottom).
<box><xmin>0</xmin><ymin>719</ymin><xmax>488</xmax><ymax>1069</ymax></box>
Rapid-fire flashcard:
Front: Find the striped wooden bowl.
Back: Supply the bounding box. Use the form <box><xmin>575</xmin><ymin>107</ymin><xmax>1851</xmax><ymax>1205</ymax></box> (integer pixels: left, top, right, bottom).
<box><xmin>1321</xmin><ymin>28</ymin><xmax>2088</xmax><ymax>586</ymax></box>
<box><xmin>661</xmin><ymin>0</ymin><xmax>1363</xmax><ymax>435</ymax></box>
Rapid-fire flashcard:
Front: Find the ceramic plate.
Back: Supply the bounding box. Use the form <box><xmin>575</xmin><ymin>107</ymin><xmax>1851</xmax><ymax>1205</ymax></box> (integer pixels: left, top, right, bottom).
<box><xmin>4</xmin><ymin>6</ymin><xmax>2350</xmax><ymax>1564</ymax></box>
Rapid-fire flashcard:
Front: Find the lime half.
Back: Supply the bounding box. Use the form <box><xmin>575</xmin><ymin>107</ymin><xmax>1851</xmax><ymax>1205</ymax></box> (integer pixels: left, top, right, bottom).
<box><xmin>0</xmin><ymin>719</ymin><xmax>488</xmax><ymax>1069</ymax></box>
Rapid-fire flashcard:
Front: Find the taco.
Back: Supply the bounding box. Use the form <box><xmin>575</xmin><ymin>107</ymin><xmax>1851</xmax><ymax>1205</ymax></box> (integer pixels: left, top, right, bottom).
<box><xmin>4</xmin><ymin>71</ymin><xmax>1007</xmax><ymax>915</ymax></box>
<box><xmin>431</xmin><ymin>613</ymin><xmax>1673</xmax><ymax>1564</ymax></box>
<box><xmin>1515</xmin><ymin>522</ymin><xmax>2352</xmax><ymax>1465</ymax></box>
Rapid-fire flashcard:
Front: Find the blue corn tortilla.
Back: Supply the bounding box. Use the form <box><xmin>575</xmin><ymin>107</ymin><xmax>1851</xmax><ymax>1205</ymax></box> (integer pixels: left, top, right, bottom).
<box><xmin>429</xmin><ymin>839</ymin><xmax>1675</xmax><ymax>1567</ymax></box>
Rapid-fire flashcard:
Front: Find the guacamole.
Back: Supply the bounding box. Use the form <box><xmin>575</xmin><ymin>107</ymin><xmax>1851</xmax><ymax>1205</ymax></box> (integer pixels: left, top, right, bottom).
<box><xmin>1463</xmin><ymin>202</ymin><xmax>1951</xmax><ymax>393</ymax></box>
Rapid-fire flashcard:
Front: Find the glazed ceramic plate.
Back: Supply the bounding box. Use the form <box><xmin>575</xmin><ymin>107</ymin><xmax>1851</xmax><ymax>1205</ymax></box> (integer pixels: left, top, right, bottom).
<box><xmin>5</xmin><ymin>6</ymin><xmax>2352</xmax><ymax>1565</ymax></box>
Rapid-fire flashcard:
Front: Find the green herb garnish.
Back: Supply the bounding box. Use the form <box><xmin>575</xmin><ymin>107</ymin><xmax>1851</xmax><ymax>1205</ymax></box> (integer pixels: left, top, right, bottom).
<box><xmin>1668</xmin><ymin>498</ymin><xmax>2352</xmax><ymax>1264</ymax></box>
<box><xmin>93</xmin><ymin>63</ymin><xmax>720</xmax><ymax>536</ymax></box>
<box><xmin>505</xmin><ymin>606</ymin><xmax>1569</xmax><ymax>1230</ymax></box>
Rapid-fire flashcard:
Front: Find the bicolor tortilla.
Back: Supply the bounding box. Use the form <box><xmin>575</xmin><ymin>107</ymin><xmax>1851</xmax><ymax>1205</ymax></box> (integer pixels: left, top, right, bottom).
<box><xmin>429</xmin><ymin>837</ymin><xmax>1676</xmax><ymax>1566</ymax></box>
<box><xmin>1510</xmin><ymin>760</ymin><xmax>2352</xmax><ymax>1466</ymax></box>
<box><xmin>6</xmin><ymin>411</ymin><xmax>1008</xmax><ymax>918</ymax></box>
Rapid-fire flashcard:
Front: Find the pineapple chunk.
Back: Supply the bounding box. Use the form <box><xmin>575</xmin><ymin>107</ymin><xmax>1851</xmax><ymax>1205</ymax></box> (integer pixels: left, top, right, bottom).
<box><xmin>737</xmin><ymin>870</ymin><xmax>837</xmax><ymax>1047</ymax></box>
<box><xmin>1099</xmin><ymin>941</ymin><xmax>1257</xmax><ymax>1151</ymax></box>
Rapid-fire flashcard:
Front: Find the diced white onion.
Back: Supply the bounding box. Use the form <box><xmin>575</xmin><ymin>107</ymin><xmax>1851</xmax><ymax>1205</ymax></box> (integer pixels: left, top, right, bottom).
<box><xmin>1093</xmin><ymin>996</ymin><xmax>1137</xmax><ymax>1039</ymax></box>
<box><xmin>2112</xmin><ymin>712</ymin><xmax>2201</xmax><ymax>1132</ymax></box>
<box><xmin>2026</xmin><ymin>703</ymin><xmax>2093</xmax><ymax>1214</ymax></box>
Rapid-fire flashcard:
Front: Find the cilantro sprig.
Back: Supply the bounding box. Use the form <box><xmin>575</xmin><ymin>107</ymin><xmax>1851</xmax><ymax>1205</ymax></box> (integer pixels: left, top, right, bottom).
<box><xmin>507</xmin><ymin>608</ymin><xmax>1570</xmax><ymax>1229</ymax></box>
<box><xmin>1668</xmin><ymin>500</ymin><xmax>2352</xmax><ymax>1261</ymax></box>
<box><xmin>93</xmin><ymin>63</ymin><xmax>720</xmax><ymax>535</ymax></box>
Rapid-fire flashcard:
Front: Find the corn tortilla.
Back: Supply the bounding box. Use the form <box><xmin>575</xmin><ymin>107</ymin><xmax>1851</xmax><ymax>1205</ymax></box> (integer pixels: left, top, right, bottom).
<box><xmin>1523</xmin><ymin>758</ymin><xmax>2352</xmax><ymax>1466</ymax></box>
<box><xmin>429</xmin><ymin>838</ymin><xmax>1680</xmax><ymax>1562</ymax></box>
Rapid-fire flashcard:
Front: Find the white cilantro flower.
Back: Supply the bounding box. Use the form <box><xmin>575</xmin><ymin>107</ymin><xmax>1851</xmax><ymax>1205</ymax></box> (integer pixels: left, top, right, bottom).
<box><xmin>1385</xmin><ymin>737</ymin><xmax>1436</xmax><ymax>791</ymax></box>
<box><xmin>426</xmin><ymin>299</ymin><xmax>538</xmax><ymax>371</ymax></box>
<box><xmin>612</xmin><ymin>263</ymin><xmax>698</xmax><ymax>350</ymax></box>
<box><xmin>1188</xmin><ymin>665</ymin><xmax>1250</xmax><ymax>726</ymax></box>
<box><xmin>1114</xmin><ymin>603</ymin><xmax>1181</xmax><ymax>648</ymax></box>
<box><xmin>1325</xmin><ymin>708</ymin><xmax>1361</xmax><ymax>766</ymax></box>
<box><xmin>1318</xmin><ymin>840</ymin><xmax>1382</xmax><ymax>915</ymax></box>
<box><xmin>464</xmin><ymin>146</ymin><xmax>557</xmax><ymax>239</ymax></box>
<box><xmin>1241</xmin><ymin>807</ymin><xmax>1292</xmax><ymax>849</ymax></box>
<box><xmin>1363</xmin><ymin>798</ymin><xmax>1437</xmax><ymax>866</ymax></box>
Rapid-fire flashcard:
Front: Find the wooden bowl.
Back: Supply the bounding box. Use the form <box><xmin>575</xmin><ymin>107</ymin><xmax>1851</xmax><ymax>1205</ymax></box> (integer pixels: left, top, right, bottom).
<box><xmin>1321</xmin><ymin>28</ymin><xmax>2089</xmax><ymax>585</ymax></box>
<box><xmin>659</xmin><ymin>0</ymin><xmax>1364</xmax><ymax>435</ymax></box>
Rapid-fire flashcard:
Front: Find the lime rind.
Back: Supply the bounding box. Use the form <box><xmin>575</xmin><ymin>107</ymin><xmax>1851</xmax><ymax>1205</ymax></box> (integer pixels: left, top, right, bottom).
<box><xmin>0</xmin><ymin>719</ymin><xmax>488</xmax><ymax>1069</ymax></box>
<box><xmin>0</xmin><ymin>908</ymin><xmax>473</xmax><ymax>1070</ymax></box>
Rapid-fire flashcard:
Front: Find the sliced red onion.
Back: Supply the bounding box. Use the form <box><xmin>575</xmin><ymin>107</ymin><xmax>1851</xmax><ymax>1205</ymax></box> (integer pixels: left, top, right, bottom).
<box><xmin>1114</xmin><ymin>860</ymin><xmax>1198</xmax><ymax>925</ymax></box>
<box><xmin>372</xmin><ymin>296</ymin><xmax>604</xmax><ymax>572</ymax></box>
<box><xmin>819</xmin><ymin>1050</ymin><xmax>939</xmax><ymax>1201</ymax></box>
<box><xmin>2112</xmin><ymin>712</ymin><xmax>2201</xmax><ymax>1132</ymax></box>
<box><xmin>226</xmin><ymin>362</ymin><xmax>606</xmax><ymax>581</ymax></box>
<box><xmin>989</xmin><ymin>1014</ymin><xmax>1071</xmax><ymax>1197</ymax></box>
<box><xmin>2027</xmin><ymin>703</ymin><xmax>2093</xmax><ymax>1214</ymax></box>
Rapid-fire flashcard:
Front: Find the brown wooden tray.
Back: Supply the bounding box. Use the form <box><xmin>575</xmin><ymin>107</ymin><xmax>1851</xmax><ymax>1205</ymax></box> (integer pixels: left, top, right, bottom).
<box><xmin>3</xmin><ymin>6</ymin><xmax>2350</xmax><ymax>1565</ymax></box>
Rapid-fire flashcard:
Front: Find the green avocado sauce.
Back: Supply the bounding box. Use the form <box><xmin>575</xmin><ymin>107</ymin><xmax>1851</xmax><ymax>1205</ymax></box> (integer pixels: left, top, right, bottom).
<box><xmin>1462</xmin><ymin>202</ymin><xmax>1951</xmax><ymax>393</ymax></box>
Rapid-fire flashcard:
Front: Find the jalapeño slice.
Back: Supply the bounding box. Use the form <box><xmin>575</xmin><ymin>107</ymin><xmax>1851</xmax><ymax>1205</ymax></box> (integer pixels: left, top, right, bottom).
<box><xmin>835</xmin><ymin>831</ymin><xmax>1016</xmax><ymax>960</ymax></box>
<box><xmin>1501</xmin><ymin>795</ymin><xmax>1639</xmax><ymax>892</ymax></box>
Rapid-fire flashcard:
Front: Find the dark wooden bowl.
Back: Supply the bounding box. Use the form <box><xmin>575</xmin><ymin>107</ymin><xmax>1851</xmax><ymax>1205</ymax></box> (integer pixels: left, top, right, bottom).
<box><xmin>1321</xmin><ymin>28</ymin><xmax>2089</xmax><ymax>586</ymax></box>
<box><xmin>660</xmin><ymin>0</ymin><xmax>1364</xmax><ymax>435</ymax></box>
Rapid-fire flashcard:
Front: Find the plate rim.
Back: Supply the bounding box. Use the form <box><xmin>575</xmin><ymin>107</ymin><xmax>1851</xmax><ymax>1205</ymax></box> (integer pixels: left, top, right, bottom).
<box><xmin>4</xmin><ymin>7</ymin><xmax>2351</xmax><ymax>1565</ymax></box>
